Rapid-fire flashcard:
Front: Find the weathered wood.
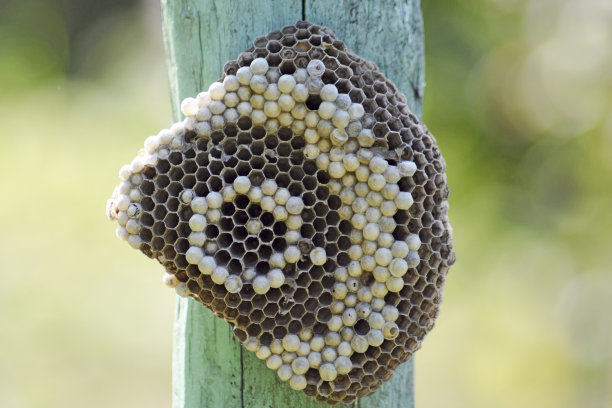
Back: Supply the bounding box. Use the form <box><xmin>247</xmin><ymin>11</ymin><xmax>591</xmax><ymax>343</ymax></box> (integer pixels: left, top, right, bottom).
<box><xmin>306</xmin><ymin>0</ymin><xmax>424</xmax><ymax>119</ymax></box>
<box><xmin>161</xmin><ymin>1</ymin><xmax>424</xmax><ymax>407</ymax></box>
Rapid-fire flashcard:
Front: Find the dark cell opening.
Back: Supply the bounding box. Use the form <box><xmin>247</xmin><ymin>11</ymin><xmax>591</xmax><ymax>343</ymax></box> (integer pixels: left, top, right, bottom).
<box><xmin>205</xmin><ymin>224</ymin><xmax>219</xmax><ymax>238</ymax></box>
<box><xmin>166</xmin><ymin>197</ymin><xmax>179</xmax><ymax>212</ymax></box>
<box><xmin>221</xmin><ymin>202</ymin><xmax>236</xmax><ymax>216</ymax></box>
<box><xmin>222</xmin><ymin>169</ymin><xmax>237</xmax><ymax>184</ymax></box>
<box><xmin>243</xmin><ymin>251</ymin><xmax>258</xmax><ymax>266</ymax></box>
<box><xmin>260</xmin><ymin>244</ymin><xmax>272</xmax><ymax>258</ymax></box>
<box><xmin>251</xmin><ymin>126</ymin><xmax>266</xmax><ymax>140</ymax></box>
<box><xmin>278</xmin><ymin>127</ymin><xmax>292</xmax><ymax>141</ymax></box>
<box><xmin>316</xmin><ymin>307</ymin><xmax>331</xmax><ymax>323</ymax></box>
<box><xmin>245</xmin><ymin>237</ymin><xmax>259</xmax><ymax>250</ymax></box>
<box><xmin>214</xmin><ymin>250</ymin><xmax>230</xmax><ymax>264</ymax></box>
<box><xmin>355</xmin><ymin>319</ymin><xmax>371</xmax><ymax>335</ymax></box>
<box><xmin>272</xmin><ymin>237</ymin><xmax>287</xmax><ymax>252</ymax></box>
<box><xmin>238</xmin><ymin>116</ymin><xmax>253</xmax><ymax>130</ymax></box>
<box><xmin>301</xmin><ymin>224</ymin><xmax>315</xmax><ymax>238</ymax></box>
<box><xmin>272</xmin><ymin>221</ymin><xmax>287</xmax><ymax>236</ymax></box>
<box><xmin>255</xmin><ymin>261</ymin><xmax>270</xmax><ymax>275</ymax></box>
<box><xmin>235</xmin><ymin>194</ymin><xmax>249</xmax><ymax>209</ymax></box>
<box><xmin>207</xmin><ymin>176</ymin><xmax>223</xmax><ymax>191</ymax></box>
<box><xmin>261</xmin><ymin>212</ymin><xmax>275</xmax><ymax>226</ymax></box>
<box><xmin>306</xmin><ymin>94</ymin><xmax>322</xmax><ymax>110</ymax></box>
<box><xmin>316</xmin><ymin>170</ymin><xmax>330</xmax><ymax>185</ymax></box>
<box><xmin>303</xmin><ymin>180</ymin><xmax>319</xmax><ymax>199</ymax></box>
<box><xmin>250</xmin><ymin>156</ymin><xmax>265</xmax><ymax>170</ymax></box>
<box><xmin>328</xmin><ymin>195</ymin><xmax>341</xmax><ymax>210</ymax></box>
<box><xmin>233</xmin><ymin>210</ymin><xmax>249</xmax><ymax>225</ymax></box>
<box><xmin>237</xmin><ymin>132</ymin><xmax>252</xmax><ymax>145</ymax></box>
<box><xmin>218</xmin><ymin>233</ymin><xmax>233</xmax><ymax>247</ymax></box>
<box><xmin>303</xmin><ymin>192</ymin><xmax>316</xmax><ymax>206</ymax></box>
<box><xmin>229</xmin><ymin>242</ymin><xmax>245</xmax><ymax>257</ymax></box>
<box><xmin>260</xmin><ymin>229</ymin><xmax>273</xmax><ymax>242</ymax></box>
<box><xmin>233</xmin><ymin>226</ymin><xmax>248</xmax><ymax>240</ymax></box>
<box><xmin>228</xmin><ymin>259</ymin><xmax>242</xmax><ymax>274</ymax></box>
<box><xmin>247</xmin><ymin>204</ymin><xmax>262</xmax><ymax>218</ymax></box>
<box><xmin>303</xmin><ymin>160</ymin><xmax>316</xmax><ymax>175</ymax></box>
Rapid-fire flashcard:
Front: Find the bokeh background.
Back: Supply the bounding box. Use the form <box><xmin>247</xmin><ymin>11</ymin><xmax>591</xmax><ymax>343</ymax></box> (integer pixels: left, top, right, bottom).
<box><xmin>1</xmin><ymin>0</ymin><xmax>611</xmax><ymax>407</ymax></box>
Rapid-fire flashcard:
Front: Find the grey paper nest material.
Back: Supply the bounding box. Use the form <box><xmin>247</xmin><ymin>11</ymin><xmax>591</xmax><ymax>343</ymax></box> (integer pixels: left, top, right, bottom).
<box><xmin>107</xmin><ymin>21</ymin><xmax>455</xmax><ymax>405</ymax></box>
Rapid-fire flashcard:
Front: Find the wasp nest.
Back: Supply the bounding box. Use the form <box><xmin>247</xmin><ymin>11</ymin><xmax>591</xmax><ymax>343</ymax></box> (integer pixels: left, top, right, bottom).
<box><xmin>107</xmin><ymin>21</ymin><xmax>454</xmax><ymax>404</ymax></box>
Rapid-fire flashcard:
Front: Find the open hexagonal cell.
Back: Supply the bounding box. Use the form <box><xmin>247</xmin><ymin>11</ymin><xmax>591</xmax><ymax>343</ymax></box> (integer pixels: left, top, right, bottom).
<box><xmin>107</xmin><ymin>20</ymin><xmax>455</xmax><ymax>405</ymax></box>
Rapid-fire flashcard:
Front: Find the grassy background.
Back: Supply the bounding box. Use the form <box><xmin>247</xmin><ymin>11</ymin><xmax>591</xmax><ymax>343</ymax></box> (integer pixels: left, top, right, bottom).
<box><xmin>0</xmin><ymin>0</ymin><xmax>610</xmax><ymax>407</ymax></box>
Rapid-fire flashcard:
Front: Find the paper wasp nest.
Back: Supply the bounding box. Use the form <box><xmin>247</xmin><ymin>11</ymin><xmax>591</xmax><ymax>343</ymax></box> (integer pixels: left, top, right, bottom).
<box><xmin>107</xmin><ymin>21</ymin><xmax>454</xmax><ymax>404</ymax></box>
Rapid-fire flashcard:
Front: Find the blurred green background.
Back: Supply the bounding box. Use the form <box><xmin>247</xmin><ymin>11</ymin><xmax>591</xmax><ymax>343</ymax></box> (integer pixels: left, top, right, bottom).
<box><xmin>0</xmin><ymin>0</ymin><xmax>610</xmax><ymax>407</ymax></box>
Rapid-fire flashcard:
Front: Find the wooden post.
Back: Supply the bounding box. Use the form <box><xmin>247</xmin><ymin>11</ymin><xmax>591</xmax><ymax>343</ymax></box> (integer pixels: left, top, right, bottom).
<box><xmin>161</xmin><ymin>1</ymin><xmax>424</xmax><ymax>407</ymax></box>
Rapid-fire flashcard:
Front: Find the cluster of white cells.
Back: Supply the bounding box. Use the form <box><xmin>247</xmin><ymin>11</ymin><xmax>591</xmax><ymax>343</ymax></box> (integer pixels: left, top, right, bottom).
<box><xmin>107</xmin><ymin>21</ymin><xmax>453</xmax><ymax>405</ymax></box>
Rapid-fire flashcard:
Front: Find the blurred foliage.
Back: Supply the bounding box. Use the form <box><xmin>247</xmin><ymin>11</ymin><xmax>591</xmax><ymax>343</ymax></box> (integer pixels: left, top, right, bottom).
<box><xmin>419</xmin><ymin>1</ymin><xmax>612</xmax><ymax>407</ymax></box>
<box><xmin>0</xmin><ymin>0</ymin><xmax>610</xmax><ymax>407</ymax></box>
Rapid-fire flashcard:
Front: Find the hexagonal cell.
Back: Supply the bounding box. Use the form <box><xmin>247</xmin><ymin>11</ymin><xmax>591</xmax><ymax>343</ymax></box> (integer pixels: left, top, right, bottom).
<box><xmin>106</xmin><ymin>21</ymin><xmax>456</xmax><ymax>405</ymax></box>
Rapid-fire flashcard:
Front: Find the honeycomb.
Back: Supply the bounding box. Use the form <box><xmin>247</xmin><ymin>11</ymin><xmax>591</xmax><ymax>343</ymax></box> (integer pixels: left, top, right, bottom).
<box><xmin>106</xmin><ymin>21</ymin><xmax>455</xmax><ymax>404</ymax></box>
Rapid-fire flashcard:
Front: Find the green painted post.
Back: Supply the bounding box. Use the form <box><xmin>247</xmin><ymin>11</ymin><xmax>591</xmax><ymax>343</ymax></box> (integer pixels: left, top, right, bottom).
<box><xmin>161</xmin><ymin>1</ymin><xmax>424</xmax><ymax>407</ymax></box>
